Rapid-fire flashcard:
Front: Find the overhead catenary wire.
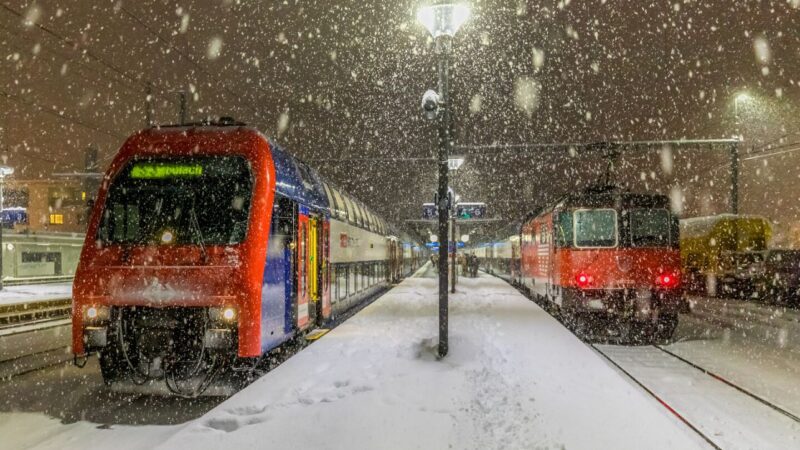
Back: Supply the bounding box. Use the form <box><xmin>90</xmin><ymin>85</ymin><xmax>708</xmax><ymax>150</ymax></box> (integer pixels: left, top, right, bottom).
<box><xmin>117</xmin><ymin>5</ymin><xmax>265</xmax><ymax>121</ymax></box>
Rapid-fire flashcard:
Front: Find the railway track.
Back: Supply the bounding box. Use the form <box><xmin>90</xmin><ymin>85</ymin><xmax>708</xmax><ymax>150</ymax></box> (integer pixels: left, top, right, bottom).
<box><xmin>492</xmin><ymin>272</ymin><xmax>800</xmax><ymax>448</ymax></box>
<box><xmin>0</xmin><ymin>298</ymin><xmax>73</xmax><ymax>378</ymax></box>
<box><xmin>592</xmin><ymin>343</ymin><xmax>800</xmax><ymax>449</ymax></box>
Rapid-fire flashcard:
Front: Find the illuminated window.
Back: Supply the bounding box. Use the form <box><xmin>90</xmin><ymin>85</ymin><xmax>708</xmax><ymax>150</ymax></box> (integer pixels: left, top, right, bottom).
<box><xmin>49</xmin><ymin>214</ymin><xmax>64</xmax><ymax>225</ymax></box>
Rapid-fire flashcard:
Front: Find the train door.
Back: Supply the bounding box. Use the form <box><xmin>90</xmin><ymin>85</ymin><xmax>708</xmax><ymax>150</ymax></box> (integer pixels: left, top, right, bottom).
<box><xmin>296</xmin><ymin>207</ymin><xmax>311</xmax><ymax>331</ymax></box>
<box><xmin>320</xmin><ymin>219</ymin><xmax>331</xmax><ymax>322</ymax></box>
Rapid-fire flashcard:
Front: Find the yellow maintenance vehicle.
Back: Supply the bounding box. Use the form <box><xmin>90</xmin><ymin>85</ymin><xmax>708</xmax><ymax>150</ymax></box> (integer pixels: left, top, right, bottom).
<box><xmin>680</xmin><ymin>214</ymin><xmax>772</xmax><ymax>297</ymax></box>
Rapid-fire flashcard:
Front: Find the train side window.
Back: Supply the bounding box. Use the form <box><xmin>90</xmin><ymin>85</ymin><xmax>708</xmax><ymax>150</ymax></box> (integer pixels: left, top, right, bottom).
<box><xmin>331</xmin><ymin>188</ymin><xmax>347</xmax><ymax>220</ymax></box>
<box><xmin>364</xmin><ymin>209</ymin><xmax>373</xmax><ymax>232</ymax></box>
<box><xmin>342</xmin><ymin>194</ymin><xmax>356</xmax><ymax>223</ymax></box>
<box><xmin>321</xmin><ymin>182</ymin><xmax>337</xmax><ymax>218</ymax></box>
<box><xmin>367</xmin><ymin>210</ymin><xmax>377</xmax><ymax>232</ymax></box>
<box><xmin>353</xmin><ymin>201</ymin><xmax>364</xmax><ymax>227</ymax></box>
<box><xmin>356</xmin><ymin>203</ymin><xmax>367</xmax><ymax>228</ymax></box>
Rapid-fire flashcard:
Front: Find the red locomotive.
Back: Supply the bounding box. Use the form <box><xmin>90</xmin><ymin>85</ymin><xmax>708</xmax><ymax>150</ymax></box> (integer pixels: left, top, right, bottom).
<box><xmin>519</xmin><ymin>187</ymin><xmax>682</xmax><ymax>342</ymax></box>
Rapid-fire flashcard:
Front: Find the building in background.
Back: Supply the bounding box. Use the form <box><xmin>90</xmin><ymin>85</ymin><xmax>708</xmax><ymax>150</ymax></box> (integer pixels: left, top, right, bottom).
<box><xmin>3</xmin><ymin>179</ymin><xmax>91</xmax><ymax>234</ymax></box>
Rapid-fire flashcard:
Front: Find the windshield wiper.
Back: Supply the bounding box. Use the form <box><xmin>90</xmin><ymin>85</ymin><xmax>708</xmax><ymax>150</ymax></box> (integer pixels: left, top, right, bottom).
<box><xmin>189</xmin><ymin>202</ymin><xmax>208</xmax><ymax>262</ymax></box>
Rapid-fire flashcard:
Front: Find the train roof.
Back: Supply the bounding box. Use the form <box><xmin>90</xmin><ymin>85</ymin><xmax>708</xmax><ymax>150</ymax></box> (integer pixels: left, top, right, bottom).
<box><xmin>269</xmin><ymin>142</ymin><xmax>329</xmax><ymax>212</ymax></box>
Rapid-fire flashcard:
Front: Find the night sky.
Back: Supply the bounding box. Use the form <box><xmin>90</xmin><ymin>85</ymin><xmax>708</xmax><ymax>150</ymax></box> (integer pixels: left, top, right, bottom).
<box><xmin>2</xmin><ymin>0</ymin><xmax>800</xmax><ymax>240</ymax></box>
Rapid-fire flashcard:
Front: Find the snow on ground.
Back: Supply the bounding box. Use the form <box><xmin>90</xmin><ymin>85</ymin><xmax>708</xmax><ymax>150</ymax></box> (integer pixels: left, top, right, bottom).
<box><xmin>158</xmin><ymin>267</ymin><xmax>707</xmax><ymax>450</ymax></box>
<box><xmin>0</xmin><ymin>283</ymin><xmax>72</xmax><ymax>306</ymax></box>
<box><xmin>666</xmin><ymin>295</ymin><xmax>800</xmax><ymax>418</ymax></box>
<box><xmin>597</xmin><ymin>345</ymin><xmax>800</xmax><ymax>449</ymax></box>
<box><xmin>0</xmin><ymin>358</ymin><xmax>223</xmax><ymax>450</ymax></box>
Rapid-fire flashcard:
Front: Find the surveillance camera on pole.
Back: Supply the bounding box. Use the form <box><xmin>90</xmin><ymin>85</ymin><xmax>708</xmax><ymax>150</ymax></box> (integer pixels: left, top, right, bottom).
<box><xmin>421</xmin><ymin>89</ymin><xmax>441</xmax><ymax>120</ymax></box>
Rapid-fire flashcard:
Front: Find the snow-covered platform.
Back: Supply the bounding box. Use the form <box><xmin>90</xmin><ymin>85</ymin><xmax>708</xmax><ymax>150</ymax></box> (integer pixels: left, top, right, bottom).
<box><xmin>158</xmin><ymin>267</ymin><xmax>707</xmax><ymax>450</ymax></box>
<box><xmin>0</xmin><ymin>282</ymin><xmax>72</xmax><ymax>307</ymax></box>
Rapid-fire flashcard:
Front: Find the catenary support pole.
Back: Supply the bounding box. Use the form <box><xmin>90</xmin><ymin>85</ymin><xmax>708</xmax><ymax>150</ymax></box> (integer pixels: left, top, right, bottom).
<box><xmin>436</xmin><ymin>36</ymin><xmax>452</xmax><ymax>358</ymax></box>
<box><xmin>730</xmin><ymin>142</ymin><xmax>739</xmax><ymax>214</ymax></box>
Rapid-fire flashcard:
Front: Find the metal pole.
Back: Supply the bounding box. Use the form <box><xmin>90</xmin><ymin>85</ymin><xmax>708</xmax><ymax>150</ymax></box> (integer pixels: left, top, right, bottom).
<box><xmin>0</xmin><ymin>179</ymin><xmax>4</xmax><ymax>291</ymax></box>
<box><xmin>179</xmin><ymin>92</ymin><xmax>187</xmax><ymax>125</ymax></box>
<box><xmin>450</xmin><ymin>218</ymin><xmax>456</xmax><ymax>293</ymax></box>
<box><xmin>145</xmin><ymin>82</ymin><xmax>153</xmax><ymax>127</ymax></box>
<box><xmin>436</xmin><ymin>36</ymin><xmax>452</xmax><ymax>358</ymax></box>
<box><xmin>730</xmin><ymin>142</ymin><xmax>739</xmax><ymax>214</ymax></box>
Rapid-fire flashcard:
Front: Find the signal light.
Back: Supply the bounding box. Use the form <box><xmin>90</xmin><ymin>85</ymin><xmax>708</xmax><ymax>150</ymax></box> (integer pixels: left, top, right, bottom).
<box><xmin>575</xmin><ymin>273</ymin><xmax>592</xmax><ymax>288</ymax></box>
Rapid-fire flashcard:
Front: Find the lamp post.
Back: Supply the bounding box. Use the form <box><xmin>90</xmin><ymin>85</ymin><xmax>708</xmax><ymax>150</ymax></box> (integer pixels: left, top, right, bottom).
<box><xmin>417</xmin><ymin>1</ymin><xmax>470</xmax><ymax>358</ymax></box>
<box><xmin>0</xmin><ymin>165</ymin><xmax>14</xmax><ymax>291</ymax></box>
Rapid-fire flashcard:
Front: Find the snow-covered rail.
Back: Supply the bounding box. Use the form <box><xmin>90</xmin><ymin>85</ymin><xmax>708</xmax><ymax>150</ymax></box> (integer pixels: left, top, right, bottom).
<box><xmin>653</xmin><ymin>345</ymin><xmax>800</xmax><ymax>424</ymax></box>
<box><xmin>591</xmin><ymin>344</ymin><xmax>722</xmax><ymax>450</ymax></box>
<box><xmin>593</xmin><ymin>344</ymin><xmax>800</xmax><ymax>449</ymax></box>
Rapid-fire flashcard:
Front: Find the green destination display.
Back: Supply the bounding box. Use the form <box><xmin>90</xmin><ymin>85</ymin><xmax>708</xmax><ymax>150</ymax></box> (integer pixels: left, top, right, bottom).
<box><xmin>130</xmin><ymin>163</ymin><xmax>203</xmax><ymax>179</ymax></box>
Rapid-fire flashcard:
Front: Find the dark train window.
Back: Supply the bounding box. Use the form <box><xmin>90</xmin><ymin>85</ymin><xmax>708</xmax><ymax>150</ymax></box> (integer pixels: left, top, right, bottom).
<box><xmin>629</xmin><ymin>209</ymin><xmax>671</xmax><ymax>247</ymax></box>
<box><xmin>99</xmin><ymin>156</ymin><xmax>253</xmax><ymax>245</ymax></box>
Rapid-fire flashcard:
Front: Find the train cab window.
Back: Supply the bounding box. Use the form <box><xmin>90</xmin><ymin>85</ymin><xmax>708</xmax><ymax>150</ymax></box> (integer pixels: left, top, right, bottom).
<box><xmin>574</xmin><ymin>209</ymin><xmax>617</xmax><ymax>248</ymax></box>
<box><xmin>99</xmin><ymin>156</ymin><xmax>253</xmax><ymax>245</ymax></box>
<box><xmin>629</xmin><ymin>209</ymin><xmax>671</xmax><ymax>247</ymax></box>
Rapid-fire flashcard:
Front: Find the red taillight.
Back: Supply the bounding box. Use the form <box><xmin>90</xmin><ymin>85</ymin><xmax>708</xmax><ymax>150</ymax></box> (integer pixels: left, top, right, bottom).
<box><xmin>576</xmin><ymin>273</ymin><xmax>592</xmax><ymax>288</ymax></box>
<box><xmin>656</xmin><ymin>273</ymin><xmax>679</xmax><ymax>288</ymax></box>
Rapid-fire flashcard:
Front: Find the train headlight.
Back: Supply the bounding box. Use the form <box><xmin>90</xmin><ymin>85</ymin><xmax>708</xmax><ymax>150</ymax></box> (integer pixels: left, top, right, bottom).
<box><xmin>83</xmin><ymin>305</ymin><xmax>110</xmax><ymax>324</ymax></box>
<box><xmin>209</xmin><ymin>306</ymin><xmax>238</xmax><ymax>324</ymax></box>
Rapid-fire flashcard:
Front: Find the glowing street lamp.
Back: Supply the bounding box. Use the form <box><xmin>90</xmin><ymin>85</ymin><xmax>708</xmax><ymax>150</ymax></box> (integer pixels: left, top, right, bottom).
<box><xmin>417</xmin><ymin>1</ymin><xmax>471</xmax><ymax>358</ymax></box>
<box><xmin>416</xmin><ymin>3</ymin><xmax>471</xmax><ymax>38</ymax></box>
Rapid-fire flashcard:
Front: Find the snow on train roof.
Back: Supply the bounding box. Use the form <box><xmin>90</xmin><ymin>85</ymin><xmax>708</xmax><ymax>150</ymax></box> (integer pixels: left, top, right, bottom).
<box><xmin>269</xmin><ymin>142</ymin><xmax>330</xmax><ymax>213</ymax></box>
<box><xmin>679</xmin><ymin>214</ymin><xmax>771</xmax><ymax>238</ymax></box>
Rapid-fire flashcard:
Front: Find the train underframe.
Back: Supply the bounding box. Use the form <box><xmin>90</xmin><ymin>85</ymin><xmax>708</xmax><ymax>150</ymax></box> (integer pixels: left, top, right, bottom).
<box><xmin>82</xmin><ymin>306</ymin><xmax>263</xmax><ymax>397</ymax></box>
<box><xmin>553</xmin><ymin>287</ymin><xmax>681</xmax><ymax>344</ymax></box>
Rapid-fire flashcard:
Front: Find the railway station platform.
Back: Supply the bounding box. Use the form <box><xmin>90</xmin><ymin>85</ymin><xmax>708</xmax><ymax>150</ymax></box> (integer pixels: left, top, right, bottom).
<box><xmin>0</xmin><ymin>282</ymin><xmax>72</xmax><ymax>307</ymax></box>
<box><xmin>157</xmin><ymin>265</ymin><xmax>708</xmax><ymax>450</ymax></box>
<box><xmin>0</xmin><ymin>282</ymin><xmax>72</xmax><ymax>378</ymax></box>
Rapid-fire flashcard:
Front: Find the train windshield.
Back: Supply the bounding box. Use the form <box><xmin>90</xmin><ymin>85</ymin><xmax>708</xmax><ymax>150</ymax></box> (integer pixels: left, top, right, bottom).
<box><xmin>574</xmin><ymin>209</ymin><xmax>617</xmax><ymax>247</ymax></box>
<box><xmin>629</xmin><ymin>209</ymin><xmax>671</xmax><ymax>247</ymax></box>
<box><xmin>98</xmin><ymin>156</ymin><xmax>253</xmax><ymax>245</ymax></box>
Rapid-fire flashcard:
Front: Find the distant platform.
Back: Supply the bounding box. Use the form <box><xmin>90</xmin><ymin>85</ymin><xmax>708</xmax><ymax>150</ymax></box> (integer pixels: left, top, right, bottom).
<box><xmin>0</xmin><ymin>282</ymin><xmax>72</xmax><ymax>307</ymax></box>
<box><xmin>159</xmin><ymin>266</ymin><xmax>707</xmax><ymax>450</ymax></box>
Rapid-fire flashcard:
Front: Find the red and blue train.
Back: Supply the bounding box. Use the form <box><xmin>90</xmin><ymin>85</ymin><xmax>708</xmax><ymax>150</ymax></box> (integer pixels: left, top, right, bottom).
<box><xmin>72</xmin><ymin>120</ymin><xmax>422</xmax><ymax>395</ymax></box>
